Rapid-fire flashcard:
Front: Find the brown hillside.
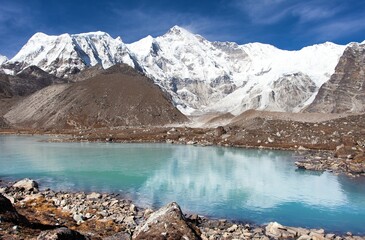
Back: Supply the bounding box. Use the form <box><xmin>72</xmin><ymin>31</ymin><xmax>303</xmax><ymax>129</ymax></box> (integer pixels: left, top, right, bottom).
<box><xmin>4</xmin><ymin>64</ymin><xmax>188</xmax><ymax>129</ymax></box>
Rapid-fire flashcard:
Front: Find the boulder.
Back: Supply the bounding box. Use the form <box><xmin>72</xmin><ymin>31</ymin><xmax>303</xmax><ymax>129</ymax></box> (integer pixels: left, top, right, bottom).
<box><xmin>12</xmin><ymin>178</ymin><xmax>39</xmax><ymax>191</ymax></box>
<box><xmin>215</xmin><ymin>126</ymin><xmax>226</xmax><ymax>137</ymax></box>
<box><xmin>37</xmin><ymin>227</ymin><xmax>89</xmax><ymax>240</ymax></box>
<box><xmin>265</xmin><ymin>222</ymin><xmax>284</xmax><ymax>238</ymax></box>
<box><xmin>86</xmin><ymin>192</ymin><xmax>102</xmax><ymax>200</ymax></box>
<box><xmin>265</xmin><ymin>222</ymin><xmax>295</xmax><ymax>239</ymax></box>
<box><xmin>132</xmin><ymin>202</ymin><xmax>201</xmax><ymax>240</ymax></box>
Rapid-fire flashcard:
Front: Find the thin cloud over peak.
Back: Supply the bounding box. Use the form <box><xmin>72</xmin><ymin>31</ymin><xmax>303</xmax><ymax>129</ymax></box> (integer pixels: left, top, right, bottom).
<box><xmin>233</xmin><ymin>0</ymin><xmax>345</xmax><ymax>24</ymax></box>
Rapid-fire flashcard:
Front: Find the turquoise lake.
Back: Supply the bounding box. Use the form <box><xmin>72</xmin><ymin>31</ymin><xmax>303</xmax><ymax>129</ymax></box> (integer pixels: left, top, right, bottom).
<box><xmin>0</xmin><ymin>135</ymin><xmax>364</xmax><ymax>234</ymax></box>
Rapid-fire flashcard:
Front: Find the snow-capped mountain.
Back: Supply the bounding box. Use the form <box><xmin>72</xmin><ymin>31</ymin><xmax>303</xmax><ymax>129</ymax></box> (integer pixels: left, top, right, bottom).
<box><xmin>0</xmin><ymin>54</ymin><xmax>7</xmax><ymax>65</ymax></box>
<box><xmin>127</xmin><ymin>26</ymin><xmax>346</xmax><ymax>114</ymax></box>
<box><xmin>8</xmin><ymin>31</ymin><xmax>134</xmax><ymax>77</ymax></box>
<box><xmin>2</xmin><ymin>26</ymin><xmax>351</xmax><ymax>115</ymax></box>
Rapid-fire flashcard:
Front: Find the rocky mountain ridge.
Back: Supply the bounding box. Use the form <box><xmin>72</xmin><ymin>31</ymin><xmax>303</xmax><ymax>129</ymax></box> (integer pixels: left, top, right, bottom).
<box><xmin>1</xmin><ymin>26</ymin><xmax>362</xmax><ymax>115</ymax></box>
<box><xmin>305</xmin><ymin>42</ymin><xmax>365</xmax><ymax>113</ymax></box>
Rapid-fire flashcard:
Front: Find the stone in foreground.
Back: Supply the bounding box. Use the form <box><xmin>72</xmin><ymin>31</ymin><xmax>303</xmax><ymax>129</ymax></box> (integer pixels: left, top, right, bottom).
<box><xmin>37</xmin><ymin>227</ymin><xmax>89</xmax><ymax>240</ymax></box>
<box><xmin>133</xmin><ymin>202</ymin><xmax>201</xmax><ymax>240</ymax></box>
<box><xmin>12</xmin><ymin>178</ymin><xmax>39</xmax><ymax>191</ymax></box>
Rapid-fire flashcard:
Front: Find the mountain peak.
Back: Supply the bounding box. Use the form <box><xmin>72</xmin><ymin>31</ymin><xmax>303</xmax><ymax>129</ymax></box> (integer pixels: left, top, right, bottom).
<box><xmin>72</xmin><ymin>31</ymin><xmax>111</xmax><ymax>38</ymax></box>
<box><xmin>30</xmin><ymin>32</ymin><xmax>50</xmax><ymax>39</ymax></box>
<box><xmin>166</xmin><ymin>25</ymin><xmax>192</xmax><ymax>36</ymax></box>
<box><xmin>127</xmin><ymin>35</ymin><xmax>155</xmax><ymax>58</ymax></box>
<box><xmin>0</xmin><ymin>54</ymin><xmax>8</xmax><ymax>65</ymax></box>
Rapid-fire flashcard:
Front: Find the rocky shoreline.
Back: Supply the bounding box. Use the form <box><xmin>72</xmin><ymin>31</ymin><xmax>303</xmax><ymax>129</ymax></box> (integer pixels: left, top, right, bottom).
<box><xmin>0</xmin><ymin>178</ymin><xmax>364</xmax><ymax>240</ymax></box>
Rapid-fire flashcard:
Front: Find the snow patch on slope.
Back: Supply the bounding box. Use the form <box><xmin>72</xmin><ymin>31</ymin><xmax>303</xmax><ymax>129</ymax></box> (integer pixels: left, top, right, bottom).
<box><xmin>203</xmin><ymin>42</ymin><xmax>346</xmax><ymax>114</ymax></box>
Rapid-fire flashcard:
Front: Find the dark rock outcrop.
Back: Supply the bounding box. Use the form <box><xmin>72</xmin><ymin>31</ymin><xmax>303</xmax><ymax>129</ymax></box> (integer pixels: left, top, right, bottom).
<box><xmin>306</xmin><ymin>43</ymin><xmax>365</xmax><ymax>113</ymax></box>
<box><xmin>0</xmin><ymin>66</ymin><xmax>64</xmax><ymax>99</ymax></box>
<box><xmin>0</xmin><ymin>193</ymin><xmax>29</xmax><ymax>225</ymax></box>
<box><xmin>133</xmin><ymin>202</ymin><xmax>201</xmax><ymax>240</ymax></box>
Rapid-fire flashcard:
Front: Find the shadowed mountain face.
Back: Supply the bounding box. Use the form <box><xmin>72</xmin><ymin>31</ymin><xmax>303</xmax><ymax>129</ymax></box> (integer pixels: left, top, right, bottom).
<box><xmin>4</xmin><ymin>64</ymin><xmax>188</xmax><ymax>129</ymax></box>
<box><xmin>0</xmin><ymin>66</ymin><xmax>65</xmax><ymax>120</ymax></box>
<box><xmin>0</xmin><ymin>66</ymin><xmax>63</xmax><ymax>99</ymax></box>
<box><xmin>305</xmin><ymin>43</ymin><xmax>365</xmax><ymax>113</ymax></box>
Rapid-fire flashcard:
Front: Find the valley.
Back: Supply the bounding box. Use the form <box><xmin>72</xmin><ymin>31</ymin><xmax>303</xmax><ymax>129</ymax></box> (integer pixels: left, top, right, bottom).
<box><xmin>0</xmin><ymin>25</ymin><xmax>364</xmax><ymax>239</ymax></box>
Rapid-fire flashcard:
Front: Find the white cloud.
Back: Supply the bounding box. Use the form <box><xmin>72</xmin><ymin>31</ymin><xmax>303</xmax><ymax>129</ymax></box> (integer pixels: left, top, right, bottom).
<box><xmin>309</xmin><ymin>16</ymin><xmax>365</xmax><ymax>41</ymax></box>
<box><xmin>233</xmin><ymin>0</ymin><xmax>342</xmax><ymax>24</ymax></box>
<box><xmin>0</xmin><ymin>2</ymin><xmax>33</xmax><ymax>33</ymax></box>
<box><xmin>109</xmin><ymin>7</ymin><xmax>233</xmax><ymax>43</ymax></box>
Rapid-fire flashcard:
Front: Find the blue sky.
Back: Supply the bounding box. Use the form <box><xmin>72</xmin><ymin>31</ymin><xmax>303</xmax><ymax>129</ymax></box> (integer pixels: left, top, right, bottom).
<box><xmin>1</xmin><ymin>0</ymin><xmax>365</xmax><ymax>58</ymax></box>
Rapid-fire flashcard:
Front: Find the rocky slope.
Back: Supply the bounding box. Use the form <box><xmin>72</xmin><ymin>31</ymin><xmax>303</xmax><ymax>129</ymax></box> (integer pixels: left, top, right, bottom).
<box><xmin>0</xmin><ymin>66</ymin><xmax>63</xmax><ymax>98</ymax></box>
<box><xmin>0</xmin><ymin>66</ymin><xmax>65</xmax><ymax>120</ymax></box>
<box><xmin>1</xmin><ymin>26</ymin><xmax>350</xmax><ymax>115</ymax></box>
<box><xmin>4</xmin><ymin>64</ymin><xmax>187</xmax><ymax>129</ymax></box>
<box><xmin>305</xmin><ymin>43</ymin><xmax>365</xmax><ymax>113</ymax></box>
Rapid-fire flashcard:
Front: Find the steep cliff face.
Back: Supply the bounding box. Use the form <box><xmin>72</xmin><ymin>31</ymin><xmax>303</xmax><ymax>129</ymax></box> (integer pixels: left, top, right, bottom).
<box><xmin>305</xmin><ymin>43</ymin><xmax>365</xmax><ymax>113</ymax></box>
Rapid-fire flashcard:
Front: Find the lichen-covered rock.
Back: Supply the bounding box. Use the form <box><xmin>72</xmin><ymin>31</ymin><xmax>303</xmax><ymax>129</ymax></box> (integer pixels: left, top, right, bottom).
<box><xmin>133</xmin><ymin>202</ymin><xmax>201</xmax><ymax>240</ymax></box>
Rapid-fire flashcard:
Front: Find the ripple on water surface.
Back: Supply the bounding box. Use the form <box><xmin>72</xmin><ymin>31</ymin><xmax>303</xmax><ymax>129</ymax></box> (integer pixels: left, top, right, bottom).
<box><xmin>0</xmin><ymin>135</ymin><xmax>364</xmax><ymax>234</ymax></box>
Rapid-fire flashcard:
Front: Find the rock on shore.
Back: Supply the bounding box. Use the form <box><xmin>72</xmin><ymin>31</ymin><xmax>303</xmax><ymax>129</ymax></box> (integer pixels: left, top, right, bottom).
<box><xmin>133</xmin><ymin>202</ymin><xmax>201</xmax><ymax>239</ymax></box>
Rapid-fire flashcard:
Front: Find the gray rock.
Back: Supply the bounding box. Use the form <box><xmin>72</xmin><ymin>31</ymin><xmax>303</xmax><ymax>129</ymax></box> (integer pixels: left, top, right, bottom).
<box><xmin>86</xmin><ymin>192</ymin><xmax>101</xmax><ymax>200</ymax></box>
<box><xmin>297</xmin><ymin>235</ymin><xmax>312</xmax><ymax>240</ymax></box>
<box><xmin>325</xmin><ymin>233</ymin><xmax>336</xmax><ymax>239</ymax></box>
<box><xmin>73</xmin><ymin>213</ymin><xmax>84</xmax><ymax>224</ymax></box>
<box><xmin>227</xmin><ymin>224</ymin><xmax>238</xmax><ymax>232</ymax></box>
<box><xmin>133</xmin><ymin>202</ymin><xmax>201</xmax><ymax>240</ymax></box>
<box><xmin>265</xmin><ymin>222</ymin><xmax>284</xmax><ymax>238</ymax></box>
<box><xmin>12</xmin><ymin>178</ymin><xmax>39</xmax><ymax>191</ymax></box>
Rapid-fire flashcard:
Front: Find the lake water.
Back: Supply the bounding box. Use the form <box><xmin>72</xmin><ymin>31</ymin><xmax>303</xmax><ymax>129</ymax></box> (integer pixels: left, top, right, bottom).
<box><xmin>0</xmin><ymin>135</ymin><xmax>364</xmax><ymax>234</ymax></box>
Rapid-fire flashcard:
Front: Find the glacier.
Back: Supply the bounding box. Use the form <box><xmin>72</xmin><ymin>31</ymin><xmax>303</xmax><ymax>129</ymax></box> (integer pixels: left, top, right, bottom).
<box><xmin>2</xmin><ymin>26</ymin><xmax>352</xmax><ymax>115</ymax></box>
